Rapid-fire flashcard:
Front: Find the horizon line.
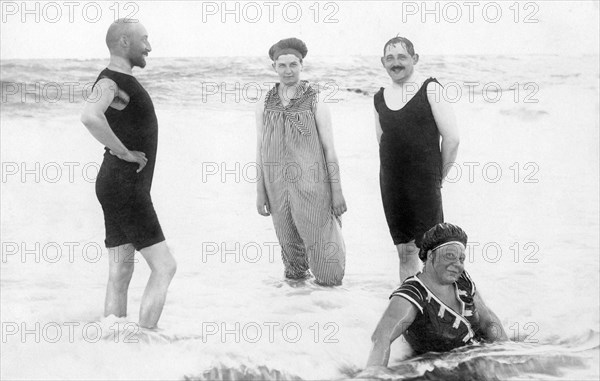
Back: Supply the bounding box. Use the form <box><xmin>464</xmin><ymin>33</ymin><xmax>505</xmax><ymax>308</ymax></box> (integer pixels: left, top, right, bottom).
<box><xmin>3</xmin><ymin>52</ymin><xmax>597</xmax><ymax>62</ymax></box>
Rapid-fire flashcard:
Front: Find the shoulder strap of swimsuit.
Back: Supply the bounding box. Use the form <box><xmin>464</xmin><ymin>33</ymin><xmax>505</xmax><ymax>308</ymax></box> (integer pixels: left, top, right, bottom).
<box><xmin>390</xmin><ymin>277</ymin><xmax>426</xmax><ymax>313</ymax></box>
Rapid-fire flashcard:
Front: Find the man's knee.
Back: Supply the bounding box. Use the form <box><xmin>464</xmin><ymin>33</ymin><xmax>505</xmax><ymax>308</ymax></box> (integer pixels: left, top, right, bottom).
<box><xmin>162</xmin><ymin>257</ymin><xmax>177</xmax><ymax>278</ymax></box>
<box><xmin>141</xmin><ymin>241</ymin><xmax>177</xmax><ymax>277</ymax></box>
<box><xmin>397</xmin><ymin>242</ymin><xmax>419</xmax><ymax>260</ymax></box>
<box><xmin>108</xmin><ymin>264</ymin><xmax>134</xmax><ymax>289</ymax></box>
<box><xmin>152</xmin><ymin>253</ymin><xmax>177</xmax><ymax>279</ymax></box>
<box><xmin>155</xmin><ymin>253</ymin><xmax>177</xmax><ymax>279</ymax></box>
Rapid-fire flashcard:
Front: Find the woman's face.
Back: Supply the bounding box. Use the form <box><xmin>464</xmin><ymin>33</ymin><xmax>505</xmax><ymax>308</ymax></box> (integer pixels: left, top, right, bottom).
<box><xmin>273</xmin><ymin>54</ymin><xmax>303</xmax><ymax>86</ymax></box>
<box><xmin>429</xmin><ymin>243</ymin><xmax>466</xmax><ymax>284</ymax></box>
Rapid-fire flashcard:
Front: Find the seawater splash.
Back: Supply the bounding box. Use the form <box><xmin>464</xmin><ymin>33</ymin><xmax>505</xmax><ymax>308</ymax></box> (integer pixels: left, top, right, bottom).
<box><xmin>185</xmin><ymin>364</ymin><xmax>303</xmax><ymax>381</ymax></box>
<box><xmin>342</xmin><ymin>336</ymin><xmax>599</xmax><ymax>381</ymax></box>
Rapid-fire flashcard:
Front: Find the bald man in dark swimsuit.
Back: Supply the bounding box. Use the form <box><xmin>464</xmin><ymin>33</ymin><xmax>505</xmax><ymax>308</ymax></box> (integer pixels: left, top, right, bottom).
<box><xmin>80</xmin><ymin>19</ymin><xmax>176</xmax><ymax>329</ymax></box>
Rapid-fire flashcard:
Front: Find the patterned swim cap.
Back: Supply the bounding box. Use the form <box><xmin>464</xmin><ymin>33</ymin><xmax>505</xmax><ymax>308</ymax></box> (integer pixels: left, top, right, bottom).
<box><xmin>418</xmin><ymin>223</ymin><xmax>468</xmax><ymax>261</ymax></box>
<box><xmin>269</xmin><ymin>37</ymin><xmax>308</xmax><ymax>61</ymax></box>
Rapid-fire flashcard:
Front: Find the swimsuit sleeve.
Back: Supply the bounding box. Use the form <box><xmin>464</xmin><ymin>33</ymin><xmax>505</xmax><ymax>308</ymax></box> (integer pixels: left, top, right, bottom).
<box><xmin>389</xmin><ymin>279</ymin><xmax>426</xmax><ymax>313</ymax></box>
<box><xmin>264</xmin><ymin>87</ymin><xmax>274</xmax><ymax>110</ymax></box>
<box><xmin>308</xmin><ymin>83</ymin><xmax>319</xmax><ymax>113</ymax></box>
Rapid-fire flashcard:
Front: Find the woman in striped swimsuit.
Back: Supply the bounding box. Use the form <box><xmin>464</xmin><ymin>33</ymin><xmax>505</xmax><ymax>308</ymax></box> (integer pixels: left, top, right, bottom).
<box><xmin>361</xmin><ymin>223</ymin><xmax>508</xmax><ymax>375</ymax></box>
<box><xmin>255</xmin><ymin>38</ymin><xmax>347</xmax><ymax>286</ymax></box>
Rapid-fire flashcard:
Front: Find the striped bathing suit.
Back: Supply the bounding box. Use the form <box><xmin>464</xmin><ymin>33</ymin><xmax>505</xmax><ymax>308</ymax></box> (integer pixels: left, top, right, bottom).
<box><xmin>261</xmin><ymin>80</ymin><xmax>345</xmax><ymax>286</ymax></box>
<box><xmin>390</xmin><ymin>271</ymin><xmax>482</xmax><ymax>354</ymax></box>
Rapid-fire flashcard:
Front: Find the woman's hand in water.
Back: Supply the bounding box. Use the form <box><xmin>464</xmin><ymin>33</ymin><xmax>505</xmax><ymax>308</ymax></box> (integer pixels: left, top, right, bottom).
<box><xmin>355</xmin><ymin>365</ymin><xmax>393</xmax><ymax>380</ymax></box>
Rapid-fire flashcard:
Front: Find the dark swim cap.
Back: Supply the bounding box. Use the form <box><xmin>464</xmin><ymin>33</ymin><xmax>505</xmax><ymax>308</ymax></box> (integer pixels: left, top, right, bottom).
<box><xmin>418</xmin><ymin>223</ymin><xmax>468</xmax><ymax>261</ymax></box>
<box><xmin>269</xmin><ymin>37</ymin><xmax>308</xmax><ymax>61</ymax></box>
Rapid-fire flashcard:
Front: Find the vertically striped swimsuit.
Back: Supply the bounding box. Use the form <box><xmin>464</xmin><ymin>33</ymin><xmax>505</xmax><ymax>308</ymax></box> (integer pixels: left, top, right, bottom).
<box><xmin>261</xmin><ymin>81</ymin><xmax>345</xmax><ymax>286</ymax></box>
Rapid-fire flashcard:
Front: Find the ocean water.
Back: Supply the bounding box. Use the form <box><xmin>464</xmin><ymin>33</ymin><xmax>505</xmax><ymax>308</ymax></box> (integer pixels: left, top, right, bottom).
<box><xmin>1</xmin><ymin>55</ymin><xmax>599</xmax><ymax>380</ymax></box>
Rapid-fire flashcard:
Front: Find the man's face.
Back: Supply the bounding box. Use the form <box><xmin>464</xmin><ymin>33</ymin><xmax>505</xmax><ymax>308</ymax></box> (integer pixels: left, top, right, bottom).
<box><xmin>127</xmin><ymin>23</ymin><xmax>152</xmax><ymax>68</ymax></box>
<box><xmin>381</xmin><ymin>43</ymin><xmax>418</xmax><ymax>83</ymax></box>
<box><xmin>430</xmin><ymin>244</ymin><xmax>465</xmax><ymax>284</ymax></box>
<box><xmin>273</xmin><ymin>54</ymin><xmax>303</xmax><ymax>86</ymax></box>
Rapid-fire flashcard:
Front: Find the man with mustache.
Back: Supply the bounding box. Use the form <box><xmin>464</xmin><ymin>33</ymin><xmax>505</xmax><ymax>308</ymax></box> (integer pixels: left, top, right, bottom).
<box><xmin>80</xmin><ymin>19</ymin><xmax>177</xmax><ymax>329</ymax></box>
<box><xmin>361</xmin><ymin>223</ymin><xmax>508</xmax><ymax>376</ymax></box>
<box><xmin>375</xmin><ymin>37</ymin><xmax>460</xmax><ymax>282</ymax></box>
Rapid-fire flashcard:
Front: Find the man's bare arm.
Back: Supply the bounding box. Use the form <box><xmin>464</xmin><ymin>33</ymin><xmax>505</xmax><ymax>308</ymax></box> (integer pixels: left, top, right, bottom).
<box><xmin>428</xmin><ymin>81</ymin><xmax>459</xmax><ymax>180</ymax></box>
<box><xmin>80</xmin><ymin>78</ymin><xmax>147</xmax><ymax>172</ymax></box>
<box><xmin>374</xmin><ymin>108</ymin><xmax>383</xmax><ymax>145</ymax></box>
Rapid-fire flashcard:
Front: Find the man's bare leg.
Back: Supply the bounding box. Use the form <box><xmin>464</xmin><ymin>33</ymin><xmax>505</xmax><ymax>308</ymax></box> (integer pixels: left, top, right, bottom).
<box><xmin>138</xmin><ymin>241</ymin><xmax>177</xmax><ymax>329</ymax></box>
<box><xmin>396</xmin><ymin>240</ymin><xmax>421</xmax><ymax>283</ymax></box>
<box><xmin>105</xmin><ymin>243</ymin><xmax>136</xmax><ymax>317</ymax></box>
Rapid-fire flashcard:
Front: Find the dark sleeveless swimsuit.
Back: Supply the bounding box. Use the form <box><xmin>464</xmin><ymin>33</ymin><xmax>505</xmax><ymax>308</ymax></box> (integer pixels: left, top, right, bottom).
<box><xmin>390</xmin><ymin>271</ymin><xmax>483</xmax><ymax>355</ymax></box>
<box><xmin>93</xmin><ymin>68</ymin><xmax>164</xmax><ymax>250</ymax></box>
<box><xmin>374</xmin><ymin>78</ymin><xmax>444</xmax><ymax>247</ymax></box>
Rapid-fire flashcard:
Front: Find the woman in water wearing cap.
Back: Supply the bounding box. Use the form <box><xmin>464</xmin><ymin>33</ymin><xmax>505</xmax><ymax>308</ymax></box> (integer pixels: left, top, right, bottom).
<box><xmin>255</xmin><ymin>38</ymin><xmax>347</xmax><ymax>286</ymax></box>
<box><xmin>361</xmin><ymin>223</ymin><xmax>508</xmax><ymax>374</ymax></box>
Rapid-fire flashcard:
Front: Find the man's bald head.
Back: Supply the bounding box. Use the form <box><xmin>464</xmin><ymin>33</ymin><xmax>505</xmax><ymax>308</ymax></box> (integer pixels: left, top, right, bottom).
<box><xmin>104</xmin><ymin>19</ymin><xmax>151</xmax><ymax>69</ymax></box>
<box><xmin>105</xmin><ymin>18</ymin><xmax>142</xmax><ymax>54</ymax></box>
